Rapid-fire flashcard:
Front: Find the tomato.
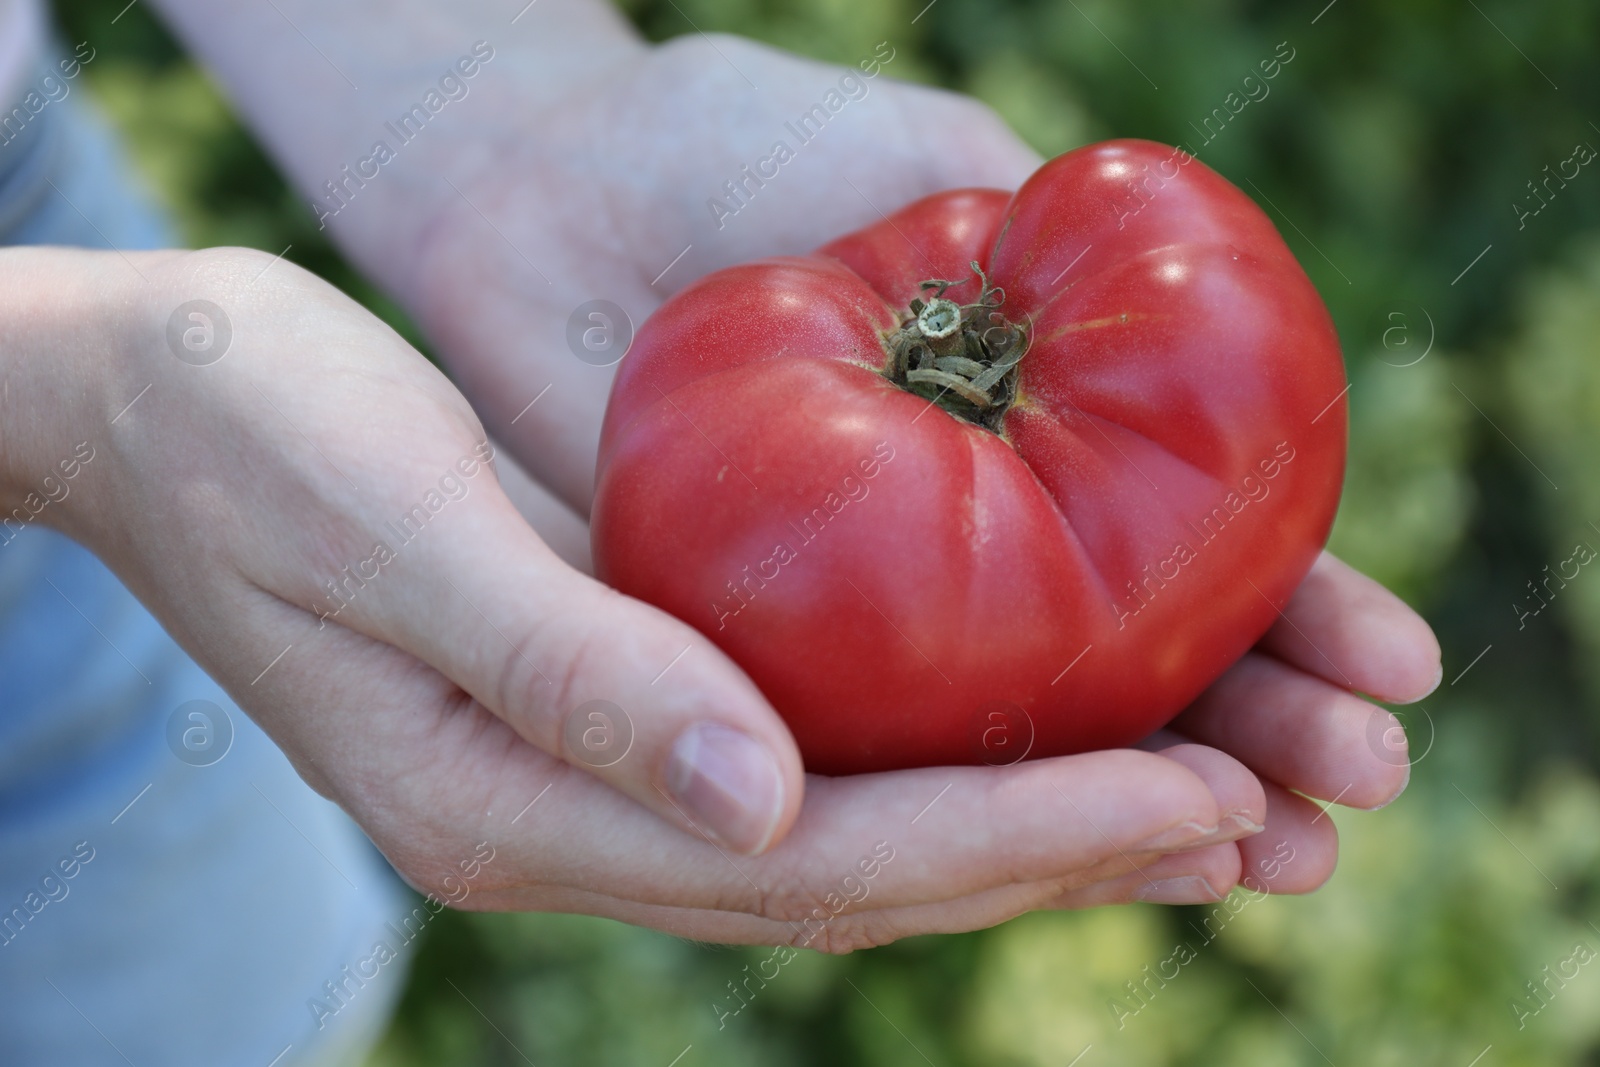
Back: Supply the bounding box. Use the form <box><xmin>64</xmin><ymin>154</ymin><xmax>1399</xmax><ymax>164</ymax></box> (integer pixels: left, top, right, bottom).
<box><xmin>592</xmin><ymin>139</ymin><xmax>1346</xmax><ymax>775</ymax></box>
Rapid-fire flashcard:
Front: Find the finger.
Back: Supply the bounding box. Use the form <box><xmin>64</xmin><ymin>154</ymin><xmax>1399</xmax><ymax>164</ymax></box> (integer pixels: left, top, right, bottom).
<box><xmin>295</xmin><ymin>657</ymin><xmax>1240</xmax><ymax>930</ymax></box>
<box><xmin>230</xmin><ymin>565</ymin><xmax>1254</xmax><ymax>917</ymax></box>
<box><xmin>243</xmin><ymin>601</ymin><xmax>1200</xmax><ymax>950</ymax></box>
<box><xmin>1048</xmin><ymin>842</ymin><xmax>1244</xmax><ymax>908</ymax></box>
<box><xmin>459</xmin><ymin>851</ymin><xmax>1172</xmax><ymax>950</ymax></box>
<box><xmin>745</xmin><ymin>753</ymin><xmax>1233</xmax><ymax>913</ymax></box>
<box><xmin>239</xmin><ymin>604</ymin><xmax>1232</xmax><ymax>947</ymax></box>
<box><xmin>468</xmin><ymin>876</ymin><xmax>1104</xmax><ymax>952</ymax></box>
<box><xmin>346</xmin><ymin>696</ymin><xmax>1240</xmax><ymax>918</ymax></box>
<box><xmin>1052</xmin><ymin>780</ymin><xmax>1342</xmax><ymax>907</ymax></box>
<box><xmin>473</xmin><ymin>748</ymin><xmax>1259</xmax><ymax>918</ymax></box>
<box><xmin>604</xmin><ymin>735</ymin><xmax>1280</xmax><ymax>934</ymax></box>
<box><xmin>1257</xmin><ymin>551</ymin><xmax>1441</xmax><ymax>703</ymax></box>
<box><xmin>1233</xmin><ymin>781</ymin><xmax>1339</xmax><ymax>895</ymax></box>
<box><xmin>1133</xmin><ymin>733</ymin><xmax>1267</xmax><ymax>835</ymax></box>
<box><xmin>1171</xmin><ymin>652</ymin><xmax>1410</xmax><ymax>810</ymax></box>
<box><xmin>224</xmin><ymin>498</ymin><xmax>1250</xmax><ymax>916</ymax></box>
<box><xmin>326</xmin><ymin>647</ymin><xmax>1238</xmax><ymax>921</ymax></box>
<box><xmin>368</xmin><ymin>483</ymin><xmax>806</xmax><ymax>857</ymax></box>
<box><xmin>540</xmin><ymin>844</ymin><xmax>1223</xmax><ymax>950</ymax></box>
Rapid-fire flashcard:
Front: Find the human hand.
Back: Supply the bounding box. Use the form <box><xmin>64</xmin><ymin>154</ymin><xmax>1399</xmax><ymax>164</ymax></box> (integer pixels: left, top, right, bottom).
<box><xmin>441</xmin><ymin>551</ymin><xmax>1441</xmax><ymax>946</ymax></box>
<box><xmin>385</xmin><ymin>31</ymin><xmax>1042</xmax><ymax>510</ymax></box>
<box><xmin>381</xmin><ymin>33</ymin><xmax>1441</xmax><ymax>914</ymax></box>
<box><xmin>1</xmin><ymin>245</ymin><xmax>1436</xmax><ymax>947</ymax></box>
<box><xmin>381</xmin><ymin>33</ymin><xmax>1443</xmax><ymax>919</ymax></box>
<box><xmin>148</xmin><ymin>8</ymin><xmax>1034</xmax><ymax>510</ymax></box>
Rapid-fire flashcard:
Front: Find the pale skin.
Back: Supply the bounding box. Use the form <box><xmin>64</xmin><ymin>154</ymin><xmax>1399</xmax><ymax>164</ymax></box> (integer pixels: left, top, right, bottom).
<box><xmin>0</xmin><ymin>0</ymin><xmax>1442</xmax><ymax>951</ymax></box>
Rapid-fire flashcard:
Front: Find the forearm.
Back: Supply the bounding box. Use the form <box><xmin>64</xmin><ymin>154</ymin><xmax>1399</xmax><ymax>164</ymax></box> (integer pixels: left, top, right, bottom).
<box><xmin>144</xmin><ymin>0</ymin><xmax>643</xmax><ymax>290</ymax></box>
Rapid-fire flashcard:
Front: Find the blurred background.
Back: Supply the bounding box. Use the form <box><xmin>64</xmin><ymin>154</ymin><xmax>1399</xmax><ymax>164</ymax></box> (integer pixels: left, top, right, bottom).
<box><xmin>54</xmin><ymin>0</ymin><xmax>1600</xmax><ymax>1063</ymax></box>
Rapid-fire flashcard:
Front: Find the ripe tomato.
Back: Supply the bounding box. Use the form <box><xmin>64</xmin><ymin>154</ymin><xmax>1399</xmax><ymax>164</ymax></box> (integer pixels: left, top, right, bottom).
<box><xmin>593</xmin><ymin>139</ymin><xmax>1346</xmax><ymax>775</ymax></box>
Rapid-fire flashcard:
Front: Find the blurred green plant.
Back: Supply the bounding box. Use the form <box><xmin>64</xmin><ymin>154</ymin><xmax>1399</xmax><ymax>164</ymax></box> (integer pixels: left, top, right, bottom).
<box><xmin>1506</xmin><ymin>239</ymin><xmax>1600</xmax><ymax>706</ymax></box>
<box><xmin>49</xmin><ymin>0</ymin><xmax>1600</xmax><ymax>1063</ymax></box>
<box><xmin>1329</xmin><ymin>349</ymin><xmax>1475</xmax><ymax>601</ymax></box>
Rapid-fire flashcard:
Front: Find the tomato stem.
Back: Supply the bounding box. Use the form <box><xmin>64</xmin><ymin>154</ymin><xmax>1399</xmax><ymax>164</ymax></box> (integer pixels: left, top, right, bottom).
<box><xmin>882</xmin><ymin>260</ymin><xmax>1028</xmax><ymax>432</ymax></box>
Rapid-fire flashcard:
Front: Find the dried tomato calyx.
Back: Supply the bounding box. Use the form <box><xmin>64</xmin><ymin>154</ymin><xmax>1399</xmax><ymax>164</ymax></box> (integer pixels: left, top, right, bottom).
<box><xmin>882</xmin><ymin>260</ymin><xmax>1028</xmax><ymax>432</ymax></box>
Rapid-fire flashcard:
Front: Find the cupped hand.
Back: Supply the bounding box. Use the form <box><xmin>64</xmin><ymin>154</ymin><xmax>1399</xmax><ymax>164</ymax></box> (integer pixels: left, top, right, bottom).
<box><xmin>12</xmin><ymin>245</ymin><xmax>1331</xmax><ymax>953</ymax></box>
<box><xmin>291</xmin><ymin>33</ymin><xmax>1452</xmax><ymax>927</ymax></box>
<box><xmin>441</xmin><ymin>552</ymin><xmax>1440</xmax><ymax>951</ymax></box>
<box><xmin>29</xmin><ymin>242</ymin><xmax>1438</xmax><ymax>945</ymax></box>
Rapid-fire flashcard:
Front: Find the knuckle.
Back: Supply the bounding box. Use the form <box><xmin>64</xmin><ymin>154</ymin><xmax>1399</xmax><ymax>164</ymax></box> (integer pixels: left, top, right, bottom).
<box><xmin>492</xmin><ymin>614</ymin><xmax>592</xmax><ymax>754</ymax></box>
<box><xmin>155</xmin><ymin>245</ymin><xmax>300</xmax><ymax>296</ymax></box>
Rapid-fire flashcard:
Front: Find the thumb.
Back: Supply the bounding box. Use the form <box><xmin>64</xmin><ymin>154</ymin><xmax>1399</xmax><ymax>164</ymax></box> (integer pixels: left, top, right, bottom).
<box><xmin>369</xmin><ymin>481</ymin><xmax>805</xmax><ymax>856</ymax></box>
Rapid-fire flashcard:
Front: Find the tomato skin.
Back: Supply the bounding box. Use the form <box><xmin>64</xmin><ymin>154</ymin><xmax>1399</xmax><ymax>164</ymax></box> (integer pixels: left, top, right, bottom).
<box><xmin>594</xmin><ymin>139</ymin><xmax>1346</xmax><ymax>775</ymax></box>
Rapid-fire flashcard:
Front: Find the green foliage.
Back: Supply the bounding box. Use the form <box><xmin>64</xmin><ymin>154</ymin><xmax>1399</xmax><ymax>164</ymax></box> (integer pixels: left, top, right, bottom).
<box><xmin>1505</xmin><ymin>239</ymin><xmax>1600</xmax><ymax>704</ymax></box>
<box><xmin>1329</xmin><ymin>348</ymin><xmax>1475</xmax><ymax>601</ymax></box>
<box><xmin>48</xmin><ymin>0</ymin><xmax>1600</xmax><ymax>1062</ymax></box>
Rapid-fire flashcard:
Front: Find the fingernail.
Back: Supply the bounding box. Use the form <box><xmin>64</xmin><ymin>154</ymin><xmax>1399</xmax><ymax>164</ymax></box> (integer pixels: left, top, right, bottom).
<box><xmin>1131</xmin><ymin>821</ymin><xmax>1216</xmax><ymax>852</ymax></box>
<box><xmin>1220</xmin><ymin>811</ymin><xmax>1266</xmax><ymax>836</ymax></box>
<box><xmin>1132</xmin><ymin>875</ymin><xmax>1223</xmax><ymax>905</ymax></box>
<box><xmin>1138</xmin><ymin>817</ymin><xmax>1258</xmax><ymax>853</ymax></box>
<box><xmin>664</xmin><ymin>723</ymin><xmax>784</xmax><ymax>855</ymax></box>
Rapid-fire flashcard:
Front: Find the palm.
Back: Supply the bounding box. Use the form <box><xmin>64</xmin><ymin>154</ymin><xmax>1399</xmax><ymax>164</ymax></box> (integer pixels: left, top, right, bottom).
<box><xmin>405</xmin><ymin>34</ymin><xmax>1040</xmax><ymax>512</ymax></box>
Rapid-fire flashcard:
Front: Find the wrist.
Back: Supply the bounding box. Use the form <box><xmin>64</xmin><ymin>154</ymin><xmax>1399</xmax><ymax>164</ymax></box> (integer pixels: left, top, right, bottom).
<box><xmin>0</xmin><ymin>246</ymin><xmax>194</xmax><ymax>547</ymax></box>
<box><xmin>0</xmin><ymin>249</ymin><xmax>113</xmax><ymax>519</ymax></box>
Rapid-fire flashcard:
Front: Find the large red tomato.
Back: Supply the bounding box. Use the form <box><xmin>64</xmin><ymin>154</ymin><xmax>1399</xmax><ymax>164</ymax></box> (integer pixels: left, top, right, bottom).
<box><xmin>593</xmin><ymin>139</ymin><xmax>1346</xmax><ymax>775</ymax></box>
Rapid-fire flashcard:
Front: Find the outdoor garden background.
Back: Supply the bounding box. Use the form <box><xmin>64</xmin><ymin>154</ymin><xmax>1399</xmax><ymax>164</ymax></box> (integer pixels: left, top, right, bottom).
<box><xmin>56</xmin><ymin>0</ymin><xmax>1600</xmax><ymax>1062</ymax></box>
